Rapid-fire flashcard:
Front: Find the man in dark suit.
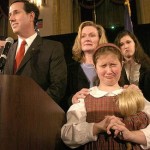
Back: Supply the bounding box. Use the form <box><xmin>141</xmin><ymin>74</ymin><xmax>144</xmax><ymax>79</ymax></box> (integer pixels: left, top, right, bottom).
<box><xmin>4</xmin><ymin>0</ymin><xmax>67</xmax><ymax>106</ymax></box>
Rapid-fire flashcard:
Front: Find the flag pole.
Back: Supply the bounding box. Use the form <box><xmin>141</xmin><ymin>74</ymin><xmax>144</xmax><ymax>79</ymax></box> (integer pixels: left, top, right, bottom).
<box><xmin>124</xmin><ymin>0</ymin><xmax>131</xmax><ymax>17</ymax></box>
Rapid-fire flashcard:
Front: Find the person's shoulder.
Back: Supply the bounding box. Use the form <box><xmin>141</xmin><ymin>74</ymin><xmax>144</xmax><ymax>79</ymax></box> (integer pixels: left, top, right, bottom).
<box><xmin>68</xmin><ymin>98</ymin><xmax>85</xmax><ymax>112</ymax></box>
<box><xmin>9</xmin><ymin>40</ymin><xmax>18</xmax><ymax>51</ymax></box>
<box><xmin>42</xmin><ymin>38</ymin><xmax>63</xmax><ymax>46</ymax></box>
<box><xmin>39</xmin><ymin>37</ymin><xmax>64</xmax><ymax>53</ymax></box>
<box><xmin>67</xmin><ymin>61</ymin><xmax>80</xmax><ymax>71</ymax></box>
<box><xmin>140</xmin><ymin>64</ymin><xmax>150</xmax><ymax>73</ymax></box>
<box><xmin>68</xmin><ymin>60</ymin><xmax>80</xmax><ymax>67</ymax></box>
<box><xmin>140</xmin><ymin>55</ymin><xmax>150</xmax><ymax>69</ymax></box>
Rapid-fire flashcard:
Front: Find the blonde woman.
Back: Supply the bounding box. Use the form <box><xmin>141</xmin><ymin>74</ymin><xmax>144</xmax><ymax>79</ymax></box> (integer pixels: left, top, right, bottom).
<box><xmin>65</xmin><ymin>21</ymin><xmax>108</xmax><ymax>110</ymax></box>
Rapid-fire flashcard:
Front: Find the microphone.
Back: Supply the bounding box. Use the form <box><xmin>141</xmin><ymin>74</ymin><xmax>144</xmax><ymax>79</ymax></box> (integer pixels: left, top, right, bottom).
<box><xmin>0</xmin><ymin>37</ymin><xmax>14</xmax><ymax>71</ymax></box>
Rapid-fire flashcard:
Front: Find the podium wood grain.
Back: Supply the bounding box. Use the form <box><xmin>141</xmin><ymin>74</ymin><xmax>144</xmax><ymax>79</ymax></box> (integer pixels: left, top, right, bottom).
<box><xmin>0</xmin><ymin>75</ymin><xmax>66</xmax><ymax>150</ymax></box>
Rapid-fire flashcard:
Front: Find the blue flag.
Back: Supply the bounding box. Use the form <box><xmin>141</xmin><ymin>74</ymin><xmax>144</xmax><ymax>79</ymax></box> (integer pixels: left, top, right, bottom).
<box><xmin>124</xmin><ymin>1</ymin><xmax>133</xmax><ymax>33</ymax></box>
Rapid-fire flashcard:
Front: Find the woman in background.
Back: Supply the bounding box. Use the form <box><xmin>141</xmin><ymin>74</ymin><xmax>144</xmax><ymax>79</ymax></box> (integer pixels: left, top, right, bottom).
<box><xmin>115</xmin><ymin>30</ymin><xmax>150</xmax><ymax>101</ymax></box>
<box><xmin>63</xmin><ymin>21</ymin><xmax>108</xmax><ymax>111</ymax></box>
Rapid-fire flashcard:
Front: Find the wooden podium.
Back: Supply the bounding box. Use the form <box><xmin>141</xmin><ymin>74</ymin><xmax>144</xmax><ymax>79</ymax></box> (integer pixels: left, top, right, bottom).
<box><xmin>0</xmin><ymin>75</ymin><xmax>67</xmax><ymax>150</ymax></box>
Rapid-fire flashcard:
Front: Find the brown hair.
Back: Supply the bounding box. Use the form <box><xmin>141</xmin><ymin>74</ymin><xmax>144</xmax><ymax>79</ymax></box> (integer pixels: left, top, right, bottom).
<box><xmin>93</xmin><ymin>43</ymin><xmax>123</xmax><ymax>66</ymax></box>
<box><xmin>115</xmin><ymin>30</ymin><xmax>150</xmax><ymax>69</ymax></box>
<box><xmin>10</xmin><ymin>0</ymin><xmax>39</xmax><ymax>27</ymax></box>
<box><xmin>93</xmin><ymin>43</ymin><xmax>123</xmax><ymax>85</ymax></box>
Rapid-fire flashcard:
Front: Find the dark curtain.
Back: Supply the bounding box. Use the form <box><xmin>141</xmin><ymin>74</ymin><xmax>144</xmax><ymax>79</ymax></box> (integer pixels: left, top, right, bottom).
<box><xmin>0</xmin><ymin>0</ymin><xmax>9</xmax><ymax>17</ymax></box>
<box><xmin>0</xmin><ymin>0</ymin><xmax>9</xmax><ymax>38</ymax></box>
<box><xmin>80</xmin><ymin>0</ymin><xmax>137</xmax><ymax>28</ymax></box>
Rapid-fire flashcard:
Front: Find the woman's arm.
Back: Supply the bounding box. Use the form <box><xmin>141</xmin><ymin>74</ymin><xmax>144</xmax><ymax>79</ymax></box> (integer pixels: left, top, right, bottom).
<box><xmin>71</xmin><ymin>88</ymin><xmax>90</xmax><ymax>104</ymax></box>
<box><xmin>61</xmin><ymin>99</ymin><xmax>97</xmax><ymax>149</ymax></box>
<box><xmin>111</xmin><ymin>123</ymin><xmax>147</xmax><ymax>145</ymax></box>
<box><xmin>140</xmin><ymin>99</ymin><xmax>150</xmax><ymax>149</ymax></box>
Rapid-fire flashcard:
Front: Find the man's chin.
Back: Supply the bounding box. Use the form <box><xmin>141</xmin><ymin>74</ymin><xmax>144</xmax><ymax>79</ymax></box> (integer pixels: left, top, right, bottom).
<box><xmin>12</xmin><ymin>28</ymin><xmax>18</xmax><ymax>33</ymax></box>
<box><xmin>13</xmin><ymin>31</ymin><xmax>19</xmax><ymax>35</ymax></box>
